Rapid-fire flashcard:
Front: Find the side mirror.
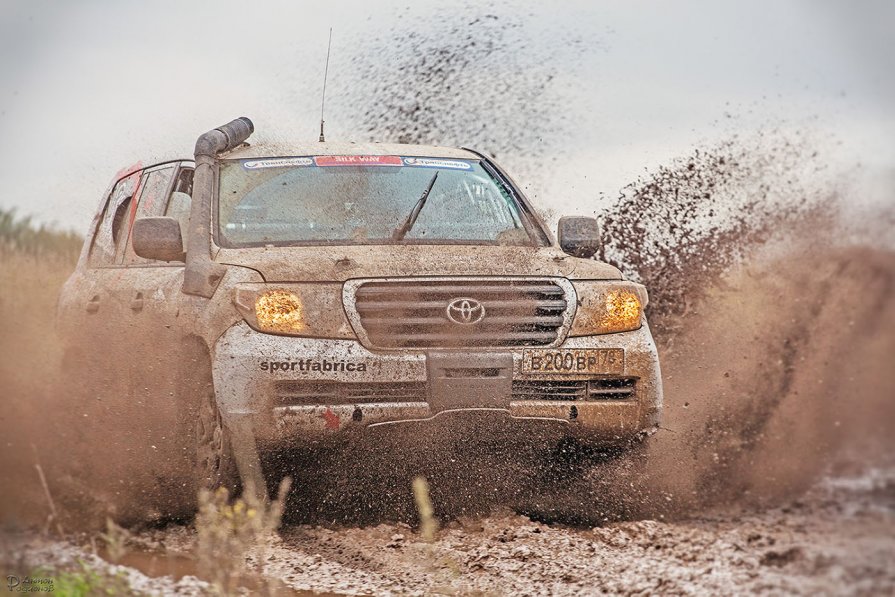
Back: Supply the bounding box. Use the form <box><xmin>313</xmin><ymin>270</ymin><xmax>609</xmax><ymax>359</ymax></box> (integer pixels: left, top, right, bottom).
<box><xmin>558</xmin><ymin>216</ymin><xmax>602</xmax><ymax>259</ymax></box>
<box><xmin>132</xmin><ymin>216</ymin><xmax>186</xmax><ymax>262</ymax></box>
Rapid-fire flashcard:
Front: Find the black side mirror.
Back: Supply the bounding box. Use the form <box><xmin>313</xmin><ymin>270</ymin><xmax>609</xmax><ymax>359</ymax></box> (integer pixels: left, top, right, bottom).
<box><xmin>558</xmin><ymin>216</ymin><xmax>602</xmax><ymax>259</ymax></box>
<box><xmin>132</xmin><ymin>216</ymin><xmax>186</xmax><ymax>262</ymax></box>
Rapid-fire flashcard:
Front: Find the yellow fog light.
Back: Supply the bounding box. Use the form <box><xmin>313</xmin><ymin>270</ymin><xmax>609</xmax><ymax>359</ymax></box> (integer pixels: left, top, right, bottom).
<box><xmin>570</xmin><ymin>283</ymin><xmax>645</xmax><ymax>336</ymax></box>
<box><xmin>255</xmin><ymin>290</ymin><xmax>305</xmax><ymax>333</ymax></box>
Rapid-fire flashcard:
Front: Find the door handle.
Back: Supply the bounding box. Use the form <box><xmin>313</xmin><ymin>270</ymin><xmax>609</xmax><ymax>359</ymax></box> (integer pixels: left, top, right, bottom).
<box><xmin>130</xmin><ymin>292</ymin><xmax>144</xmax><ymax>312</ymax></box>
<box><xmin>86</xmin><ymin>295</ymin><xmax>100</xmax><ymax>314</ymax></box>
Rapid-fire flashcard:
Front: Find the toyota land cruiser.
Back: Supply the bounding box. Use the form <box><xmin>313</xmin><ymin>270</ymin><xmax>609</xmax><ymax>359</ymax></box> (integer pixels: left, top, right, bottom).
<box><xmin>57</xmin><ymin>118</ymin><xmax>662</xmax><ymax>503</ymax></box>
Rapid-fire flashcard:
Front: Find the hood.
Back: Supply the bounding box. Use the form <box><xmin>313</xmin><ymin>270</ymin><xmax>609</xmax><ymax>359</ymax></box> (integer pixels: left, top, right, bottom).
<box><xmin>214</xmin><ymin>244</ymin><xmax>623</xmax><ymax>282</ymax></box>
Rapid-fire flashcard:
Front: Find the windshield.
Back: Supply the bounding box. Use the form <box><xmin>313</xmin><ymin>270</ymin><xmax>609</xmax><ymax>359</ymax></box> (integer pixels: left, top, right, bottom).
<box><xmin>216</xmin><ymin>155</ymin><xmax>544</xmax><ymax>247</ymax></box>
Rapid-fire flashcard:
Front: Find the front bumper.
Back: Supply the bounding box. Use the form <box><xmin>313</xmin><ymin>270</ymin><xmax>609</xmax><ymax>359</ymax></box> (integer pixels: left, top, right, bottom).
<box><xmin>213</xmin><ymin>321</ymin><xmax>663</xmax><ymax>448</ymax></box>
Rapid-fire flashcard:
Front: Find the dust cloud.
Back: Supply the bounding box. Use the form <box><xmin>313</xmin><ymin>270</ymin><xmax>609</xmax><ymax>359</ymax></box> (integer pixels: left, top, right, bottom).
<box><xmin>646</xmin><ymin>243</ymin><xmax>895</xmax><ymax>514</ymax></box>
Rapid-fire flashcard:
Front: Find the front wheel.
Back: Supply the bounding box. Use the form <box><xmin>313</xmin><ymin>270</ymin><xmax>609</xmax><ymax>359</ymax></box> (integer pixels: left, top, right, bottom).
<box><xmin>196</xmin><ymin>385</ymin><xmax>241</xmax><ymax>497</ymax></box>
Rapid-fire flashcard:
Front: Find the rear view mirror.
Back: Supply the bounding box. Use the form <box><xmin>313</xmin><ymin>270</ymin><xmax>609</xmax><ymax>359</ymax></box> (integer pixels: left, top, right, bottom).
<box><xmin>558</xmin><ymin>216</ymin><xmax>602</xmax><ymax>259</ymax></box>
<box><xmin>132</xmin><ymin>217</ymin><xmax>185</xmax><ymax>262</ymax></box>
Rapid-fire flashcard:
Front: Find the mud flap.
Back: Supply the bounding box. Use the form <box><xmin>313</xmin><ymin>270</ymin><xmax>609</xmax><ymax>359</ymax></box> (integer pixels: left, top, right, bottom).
<box><xmin>426</xmin><ymin>352</ymin><xmax>513</xmax><ymax>412</ymax></box>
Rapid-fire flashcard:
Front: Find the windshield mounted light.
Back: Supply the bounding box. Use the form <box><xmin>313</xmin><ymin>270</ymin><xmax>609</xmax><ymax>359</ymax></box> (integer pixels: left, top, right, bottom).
<box><xmin>569</xmin><ymin>282</ymin><xmax>646</xmax><ymax>336</ymax></box>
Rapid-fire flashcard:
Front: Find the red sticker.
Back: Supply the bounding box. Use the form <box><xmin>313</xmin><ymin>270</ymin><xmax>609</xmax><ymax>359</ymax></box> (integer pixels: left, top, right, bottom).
<box><xmin>321</xmin><ymin>407</ymin><xmax>340</xmax><ymax>430</ymax></box>
<box><xmin>314</xmin><ymin>155</ymin><xmax>403</xmax><ymax>167</ymax></box>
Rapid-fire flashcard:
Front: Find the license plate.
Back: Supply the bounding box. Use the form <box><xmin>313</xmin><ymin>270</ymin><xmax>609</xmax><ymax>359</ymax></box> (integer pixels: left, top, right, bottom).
<box><xmin>522</xmin><ymin>348</ymin><xmax>625</xmax><ymax>375</ymax></box>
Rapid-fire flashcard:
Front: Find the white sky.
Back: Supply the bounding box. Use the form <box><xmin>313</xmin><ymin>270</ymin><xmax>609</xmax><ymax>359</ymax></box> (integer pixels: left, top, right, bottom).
<box><xmin>0</xmin><ymin>0</ymin><xmax>892</xmax><ymax>232</ymax></box>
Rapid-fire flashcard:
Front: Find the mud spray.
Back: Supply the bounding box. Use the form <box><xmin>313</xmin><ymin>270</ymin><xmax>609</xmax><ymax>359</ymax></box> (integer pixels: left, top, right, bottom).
<box><xmin>332</xmin><ymin>9</ymin><xmax>895</xmax><ymax>522</ymax></box>
<box><xmin>1</xmin><ymin>7</ymin><xmax>893</xmax><ymax>536</ymax></box>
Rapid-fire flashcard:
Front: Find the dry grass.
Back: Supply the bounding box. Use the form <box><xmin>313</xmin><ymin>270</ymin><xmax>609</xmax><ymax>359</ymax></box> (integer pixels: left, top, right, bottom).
<box><xmin>0</xmin><ymin>208</ymin><xmax>81</xmax><ymax>257</ymax></box>
<box><xmin>0</xmin><ymin>216</ymin><xmax>80</xmax><ymax>529</ymax></box>
<box><xmin>412</xmin><ymin>476</ymin><xmax>438</xmax><ymax>542</ymax></box>
<box><xmin>196</xmin><ymin>479</ymin><xmax>292</xmax><ymax>596</ymax></box>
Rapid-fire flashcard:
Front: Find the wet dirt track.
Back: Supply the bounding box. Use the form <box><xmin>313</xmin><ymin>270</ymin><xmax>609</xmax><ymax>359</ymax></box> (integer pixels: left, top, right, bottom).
<box><xmin>6</xmin><ymin>461</ymin><xmax>893</xmax><ymax>595</ymax></box>
<box><xmin>247</xmin><ymin>465</ymin><xmax>895</xmax><ymax>595</ymax></box>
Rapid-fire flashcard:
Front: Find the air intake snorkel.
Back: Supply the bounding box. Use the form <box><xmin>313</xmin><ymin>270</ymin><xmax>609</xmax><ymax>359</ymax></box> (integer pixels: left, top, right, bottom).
<box><xmin>183</xmin><ymin>117</ymin><xmax>254</xmax><ymax>297</ymax></box>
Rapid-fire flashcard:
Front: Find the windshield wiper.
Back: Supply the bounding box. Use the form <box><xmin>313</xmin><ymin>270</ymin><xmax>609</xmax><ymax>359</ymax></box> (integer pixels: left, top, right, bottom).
<box><xmin>391</xmin><ymin>170</ymin><xmax>440</xmax><ymax>241</ymax></box>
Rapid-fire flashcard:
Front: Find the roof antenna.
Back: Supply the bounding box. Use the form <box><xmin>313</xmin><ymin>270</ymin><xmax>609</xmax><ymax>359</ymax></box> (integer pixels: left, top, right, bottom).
<box><xmin>319</xmin><ymin>27</ymin><xmax>332</xmax><ymax>143</ymax></box>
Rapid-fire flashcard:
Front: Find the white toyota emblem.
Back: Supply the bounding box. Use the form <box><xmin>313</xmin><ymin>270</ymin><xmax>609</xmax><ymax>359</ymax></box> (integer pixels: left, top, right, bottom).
<box><xmin>446</xmin><ymin>298</ymin><xmax>486</xmax><ymax>324</ymax></box>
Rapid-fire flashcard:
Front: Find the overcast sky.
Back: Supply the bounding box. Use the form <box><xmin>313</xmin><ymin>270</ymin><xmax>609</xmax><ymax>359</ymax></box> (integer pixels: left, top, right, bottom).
<box><xmin>0</xmin><ymin>0</ymin><xmax>892</xmax><ymax>232</ymax></box>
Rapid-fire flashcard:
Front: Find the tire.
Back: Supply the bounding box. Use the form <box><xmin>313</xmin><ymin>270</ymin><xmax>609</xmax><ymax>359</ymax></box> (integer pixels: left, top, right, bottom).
<box><xmin>194</xmin><ymin>371</ymin><xmax>241</xmax><ymax>498</ymax></box>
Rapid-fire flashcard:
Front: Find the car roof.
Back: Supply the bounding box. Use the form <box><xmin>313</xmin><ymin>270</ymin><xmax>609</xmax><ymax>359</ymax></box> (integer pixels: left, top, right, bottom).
<box><xmin>224</xmin><ymin>141</ymin><xmax>479</xmax><ymax>160</ymax></box>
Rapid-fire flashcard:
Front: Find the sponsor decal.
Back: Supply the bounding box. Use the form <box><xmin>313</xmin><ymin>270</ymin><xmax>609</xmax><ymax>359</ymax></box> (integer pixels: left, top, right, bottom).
<box><xmin>260</xmin><ymin>359</ymin><xmax>368</xmax><ymax>373</ymax></box>
<box><xmin>243</xmin><ymin>157</ymin><xmax>314</xmax><ymax>169</ymax></box>
<box><xmin>321</xmin><ymin>407</ymin><xmax>341</xmax><ymax>430</ymax></box>
<box><xmin>314</xmin><ymin>155</ymin><xmax>403</xmax><ymax>167</ymax></box>
<box><xmin>403</xmin><ymin>157</ymin><xmax>472</xmax><ymax>170</ymax></box>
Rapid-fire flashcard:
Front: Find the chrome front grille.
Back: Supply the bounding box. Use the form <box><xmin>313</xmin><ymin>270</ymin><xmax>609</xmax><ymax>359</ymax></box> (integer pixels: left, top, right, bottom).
<box><xmin>346</xmin><ymin>278</ymin><xmax>573</xmax><ymax>349</ymax></box>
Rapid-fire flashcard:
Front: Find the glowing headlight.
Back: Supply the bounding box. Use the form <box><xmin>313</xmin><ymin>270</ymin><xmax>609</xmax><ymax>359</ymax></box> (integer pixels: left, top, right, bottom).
<box><xmin>255</xmin><ymin>290</ymin><xmax>305</xmax><ymax>333</ymax></box>
<box><xmin>233</xmin><ymin>284</ymin><xmax>354</xmax><ymax>338</ymax></box>
<box><xmin>569</xmin><ymin>282</ymin><xmax>646</xmax><ymax>336</ymax></box>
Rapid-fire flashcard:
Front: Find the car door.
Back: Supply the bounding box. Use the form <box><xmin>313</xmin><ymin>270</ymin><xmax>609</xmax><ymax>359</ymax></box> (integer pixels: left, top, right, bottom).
<box><xmin>87</xmin><ymin>160</ymin><xmax>201</xmax><ymax>496</ymax></box>
<box><xmin>59</xmin><ymin>160</ymin><xmax>199</xmax><ymax>508</ymax></box>
<box><xmin>108</xmin><ymin>161</ymin><xmax>189</xmax><ymax>394</ymax></box>
<box><xmin>57</xmin><ymin>168</ymin><xmax>143</xmax><ymax>374</ymax></box>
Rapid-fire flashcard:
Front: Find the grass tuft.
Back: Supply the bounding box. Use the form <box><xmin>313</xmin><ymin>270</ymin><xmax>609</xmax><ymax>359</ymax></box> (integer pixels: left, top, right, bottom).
<box><xmin>413</xmin><ymin>476</ymin><xmax>439</xmax><ymax>542</ymax></box>
<box><xmin>196</xmin><ymin>478</ymin><xmax>292</xmax><ymax>595</ymax></box>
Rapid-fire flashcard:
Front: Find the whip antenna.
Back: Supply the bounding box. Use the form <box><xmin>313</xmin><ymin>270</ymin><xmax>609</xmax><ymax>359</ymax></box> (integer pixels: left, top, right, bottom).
<box><xmin>319</xmin><ymin>27</ymin><xmax>332</xmax><ymax>142</ymax></box>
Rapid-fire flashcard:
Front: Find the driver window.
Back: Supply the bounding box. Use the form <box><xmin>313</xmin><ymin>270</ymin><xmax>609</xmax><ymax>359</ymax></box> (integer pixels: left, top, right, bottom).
<box><xmin>123</xmin><ymin>165</ymin><xmax>176</xmax><ymax>265</ymax></box>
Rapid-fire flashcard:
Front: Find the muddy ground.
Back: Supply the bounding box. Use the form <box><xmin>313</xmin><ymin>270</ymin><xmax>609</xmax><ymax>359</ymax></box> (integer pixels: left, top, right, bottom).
<box><xmin>4</xmin><ymin>458</ymin><xmax>894</xmax><ymax>596</ymax></box>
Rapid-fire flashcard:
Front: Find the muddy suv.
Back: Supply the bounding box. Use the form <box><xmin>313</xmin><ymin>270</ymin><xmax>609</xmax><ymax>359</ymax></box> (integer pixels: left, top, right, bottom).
<box><xmin>57</xmin><ymin>118</ymin><xmax>662</xmax><ymax>501</ymax></box>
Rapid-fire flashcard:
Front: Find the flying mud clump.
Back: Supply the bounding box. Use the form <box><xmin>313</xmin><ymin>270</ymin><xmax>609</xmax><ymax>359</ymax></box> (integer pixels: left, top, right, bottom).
<box><xmin>335</xmin><ymin>9</ymin><xmax>590</xmax><ymax>161</ymax></box>
<box><xmin>599</xmin><ymin>130</ymin><xmax>836</xmax><ymax>338</ymax></box>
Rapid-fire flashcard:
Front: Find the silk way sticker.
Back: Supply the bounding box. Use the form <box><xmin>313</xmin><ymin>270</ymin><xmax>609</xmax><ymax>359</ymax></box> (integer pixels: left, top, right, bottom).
<box><xmin>314</xmin><ymin>155</ymin><xmax>403</xmax><ymax>167</ymax></box>
<box><xmin>243</xmin><ymin>157</ymin><xmax>314</xmax><ymax>169</ymax></box>
<box><xmin>403</xmin><ymin>157</ymin><xmax>472</xmax><ymax>170</ymax></box>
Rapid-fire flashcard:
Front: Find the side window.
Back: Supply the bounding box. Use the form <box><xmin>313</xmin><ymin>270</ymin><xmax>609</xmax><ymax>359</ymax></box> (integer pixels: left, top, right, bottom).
<box><xmin>123</xmin><ymin>166</ymin><xmax>176</xmax><ymax>265</ymax></box>
<box><xmin>166</xmin><ymin>167</ymin><xmax>194</xmax><ymax>241</ymax></box>
<box><xmin>88</xmin><ymin>172</ymin><xmax>140</xmax><ymax>267</ymax></box>
<box><xmin>173</xmin><ymin>166</ymin><xmax>193</xmax><ymax>196</ymax></box>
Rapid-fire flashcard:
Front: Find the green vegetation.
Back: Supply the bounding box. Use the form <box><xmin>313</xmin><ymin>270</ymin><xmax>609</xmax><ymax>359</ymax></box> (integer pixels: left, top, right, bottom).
<box><xmin>28</xmin><ymin>562</ymin><xmax>135</xmax><ymax>597</ymax></box>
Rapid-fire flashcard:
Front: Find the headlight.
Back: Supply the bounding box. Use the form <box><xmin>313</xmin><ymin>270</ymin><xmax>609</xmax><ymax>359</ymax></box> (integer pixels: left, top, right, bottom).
<box><xmin>569</xmin><ymin>281</ymin><xmax>647</xmax><ymax>336</ymax></box>
<box><xmin>254</xmin><ymin>290</ymin><xmax>305</xmax><ymax>333</ymax></box>
<box><xmin>233</xmin><ymin>284</ymin><xmax>355</xmax><ymax>338</ymax></box>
